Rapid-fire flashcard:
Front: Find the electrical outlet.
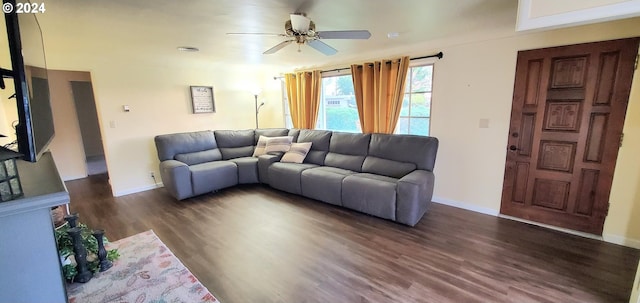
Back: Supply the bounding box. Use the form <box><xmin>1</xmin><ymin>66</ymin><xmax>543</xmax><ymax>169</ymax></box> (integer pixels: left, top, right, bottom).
<box><xmin>150</xmin><ymin>171</ymin><xmax>155</xmax><ymax>179</ymax></box>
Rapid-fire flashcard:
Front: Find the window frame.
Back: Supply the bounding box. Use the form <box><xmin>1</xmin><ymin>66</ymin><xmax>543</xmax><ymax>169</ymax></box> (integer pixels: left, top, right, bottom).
<box><xmin>396</xmin><ymin>62</ymin><xmax>434</xmax><ymax>136</ymax></box>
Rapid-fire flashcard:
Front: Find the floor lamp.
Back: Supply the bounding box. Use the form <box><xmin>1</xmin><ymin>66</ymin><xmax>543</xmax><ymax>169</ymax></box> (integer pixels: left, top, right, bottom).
<box><xmin>253</xmin><ymin>91</ymin><xmax>264</xmax><ymax>129</ymax></box>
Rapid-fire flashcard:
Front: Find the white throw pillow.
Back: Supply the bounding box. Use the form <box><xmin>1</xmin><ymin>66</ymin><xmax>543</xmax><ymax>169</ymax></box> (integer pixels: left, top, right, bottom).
<box><xmin>281</xmin><ymin>142</ymin><xmax>312</xmax><ymax>163</ymax></box>
<box><xmin>252</xmin><ymin>135</ymin><xmax>269</xmax><ymax>157</ymax></box>
<box><xmin>264</xmin><ymin>136</ymin><xmax>294</xmax><ymax>154</ymax></box>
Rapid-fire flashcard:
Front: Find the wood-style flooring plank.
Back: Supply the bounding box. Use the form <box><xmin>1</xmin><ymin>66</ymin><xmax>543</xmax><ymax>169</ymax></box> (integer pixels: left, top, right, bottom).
<box><xmin>66</xmin><ymin>174</ymin><xmax>640</xmax><ymax>303</ymax></box>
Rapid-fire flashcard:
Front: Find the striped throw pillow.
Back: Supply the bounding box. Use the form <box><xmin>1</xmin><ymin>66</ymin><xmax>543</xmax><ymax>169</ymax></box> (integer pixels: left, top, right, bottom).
<box><xmin>252</xmin><ymin>135</ymin><xmax>269</xmax><ymax>157</ymax></box>
<box><xmin>281</xmin><ymin>142</ymin><xmax>312</xmax><ymax>163</ymax></box>
<box><xmin>264</xmin><ymin>136</ymin><xmax>294</xmax><ymax>154</ymax></box>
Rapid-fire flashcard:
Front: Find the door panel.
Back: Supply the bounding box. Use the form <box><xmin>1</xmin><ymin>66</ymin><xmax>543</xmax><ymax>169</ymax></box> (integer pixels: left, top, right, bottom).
<box><xmin>500</xmin><ymin>37</ymin><xmax>639</xmax><ymax>235</ymax></box>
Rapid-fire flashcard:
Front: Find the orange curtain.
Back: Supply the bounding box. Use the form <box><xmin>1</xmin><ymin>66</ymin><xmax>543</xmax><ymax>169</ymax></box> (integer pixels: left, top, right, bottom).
<box><xmin>284</xmin><ymin>71</ymin><xmax>321</xmax><ymax>129</ymax></box>
<box><xmin>351</xmin><ymin>56</ymin><xmax>410</xmax><ymax>134</ymax></box>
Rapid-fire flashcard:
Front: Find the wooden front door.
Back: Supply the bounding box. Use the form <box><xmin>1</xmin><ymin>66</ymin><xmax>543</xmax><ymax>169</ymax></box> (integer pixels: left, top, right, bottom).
<box><xmin>500</xmin><ymin>37</ymin><xmax>639</xmax><ymax>235</ymax></box>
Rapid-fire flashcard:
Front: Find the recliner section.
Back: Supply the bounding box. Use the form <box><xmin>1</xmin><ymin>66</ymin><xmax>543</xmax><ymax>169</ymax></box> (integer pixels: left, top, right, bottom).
<box><xmin>154</xmin><ymin>128</ymin><xmax>438</xmax><ymax>226</ymax></box>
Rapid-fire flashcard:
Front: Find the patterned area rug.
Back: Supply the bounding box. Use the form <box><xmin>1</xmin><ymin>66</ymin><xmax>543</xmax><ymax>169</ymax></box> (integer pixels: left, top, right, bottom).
<box><xmin>67</xmin><ymin>230</ymin><xmax>218</xmax><ymax>303</ymax></box>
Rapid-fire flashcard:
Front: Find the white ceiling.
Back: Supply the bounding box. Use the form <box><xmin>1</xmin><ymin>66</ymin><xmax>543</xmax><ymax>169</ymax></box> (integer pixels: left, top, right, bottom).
<box><xmin>36</xmin><ymin>0</ymin><xmax>519</xmax><ymax>69</ymax></box>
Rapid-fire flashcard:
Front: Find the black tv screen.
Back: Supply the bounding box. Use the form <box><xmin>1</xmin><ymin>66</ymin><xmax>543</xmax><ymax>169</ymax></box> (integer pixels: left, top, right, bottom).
<box><xmin>4</xmin><ymin>0</ymin><xmax>55</xmax><ymax>162</ymax></box>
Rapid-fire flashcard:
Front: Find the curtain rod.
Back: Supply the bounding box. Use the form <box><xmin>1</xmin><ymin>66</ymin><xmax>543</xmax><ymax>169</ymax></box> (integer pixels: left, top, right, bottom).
<box><xmin>273</xmin><ymin>52</ymin><xmax>443</xmax><ymax>80</ymax></box>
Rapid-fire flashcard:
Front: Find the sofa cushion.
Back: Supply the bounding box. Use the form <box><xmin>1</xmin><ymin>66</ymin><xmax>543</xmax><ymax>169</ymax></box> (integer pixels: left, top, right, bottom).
<box><xmin>175</xmin><ymin>149</ymin><xmax>222</xmax><ymax>165</ymax></box>
<box><xmin>155</xmin><ymin>130</ymin><xmax>217</xmax><ymax>161</ymax></box>
<box><xmin>254</xmin><ymin>128</ymin><xmax>289</xmax><ymax>143</ymax></box>
<box><xmin>214</xmin><ymin>129</ymin><xmax>256</xmax><ymax>160</ymax></box>
<box><xmin>214</xmin><ymin>129</ymin><xmax>255</xmax><ymax>147</ymax></box>
<box><xmin>301</xmin><ymin>166</ymin><xmax>355</xmax><ymax>206</ymax></box>
<box><xmin>297</xmin><ymin>129</ymin><xmax>332</xmax><ymax>165</ymax></box>
<box><xmin>324</xmin><ymin>132</ymin><xmax>370</xmax><ymax>172</ymax></box>
<box><xmin>281</xmin><ymin>142</ymin><xmax>312</xmax><ymax>163</ymax></box>
<box><xmin>189</xmin><ymin>161</ymin><xmax>238</xmax><ymax>195</ymax></box>
<box><xmin>342</xmin><ymin>173</ymin><xmax>398</xmax><ymax>220</ymax></box>
<box><xmin>268</xmin><ymin>162</ymin><xmax>318</xmax><ymax>194</ymax></box>
<box><xmin>228</xmin><ymin>157</ymin><xmax>259</xmax><ymax>184</ymax></box>
<box><xmin>264</xmin><ymin>136</ymin><xmax>293</xmax><ymax>154</ymax></box>
<box><xmin>368</xmin><ymin>133</ymin><xmax>439</xmax><ymax>171</ymax></box>
<box><xmin>288</xmin><ymin>129</ymin><xmax>301</xmax><ymax>142</ymax></box>
<box><xmin>362</xmin><ymin>157</ymin><xmax>417</xmax><ymax>179</ymax></box>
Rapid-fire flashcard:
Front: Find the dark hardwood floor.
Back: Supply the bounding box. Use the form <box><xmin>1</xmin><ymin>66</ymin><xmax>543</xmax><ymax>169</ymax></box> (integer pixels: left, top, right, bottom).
<box><xmin>66</xmin><ymin>174</ymin><xmax>640</xmax><ymax>303</ymax></box>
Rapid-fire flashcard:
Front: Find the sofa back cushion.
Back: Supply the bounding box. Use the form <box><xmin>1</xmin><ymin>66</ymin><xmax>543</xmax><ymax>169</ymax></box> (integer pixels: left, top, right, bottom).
<box><xmin>362</xmin><ymin>157</ymin><xmax>416</xmax><ymax>178</ymax></box>
<box><xmin>297</xmin><ymin>129</ymin><xmax>332</xmax><ymax>165</ymax></box>
<box><xmin>288</xmin><ymin>129</ymin><xmax>301</xmax><ymax>142</ymax></box>
<box><xmin>324</xmin><ymin>132</ymin><xmax>370</xmax><ymax>172</ymax></box>
<box><xmin>366</xmin><ymin>133</ymin><xmax>439</xmax><ymax>172</ymax></box>
<box><xmin>155</xmin><ymin>130</ymin><xmax>218</xmax><ymax>161</ymax></box>
<box><xmin>214</xmin><ymin>129</ymin><xmax>256</xmax><ymax>160</ymax></box>
<box><xmin>175</xmin><ymin>149</ymin><xmax>222</xmax><ymax>165</ymax></box>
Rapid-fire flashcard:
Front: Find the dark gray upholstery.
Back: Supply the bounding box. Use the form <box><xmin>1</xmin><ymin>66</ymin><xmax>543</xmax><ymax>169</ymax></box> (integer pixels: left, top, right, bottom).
<box><xmin>214</xmin><ymin>130</ymin><xmax>255</xmax><ymax>160</ymax></box>
<box><xmin>175</xmin><ymin>149</ymin><xmax>222</xmax><ymax>166</ymax></box>
<box><xmin>342</xmin><ymin>173</ymin><xmax>398</xmax><ymax>220</ymax></box>
<box><xmin>218</xmin><ymin>146</ymin><xmax>255</xmax><ymax>160</ymax></box>
<box><xmin>268</xmin><ymin>162</ymin><xmax>318</xmax><ymax>194</ymax></box>
<box><xmin>190</xmin><ymin>161</ymin><xmax>237</xmax><ymax>195</ymax></box>
<box><xmin>288</xmin><ymin>129</ymin><xmax>301</xmax><ymax>142</ymax></box>
<box><xmin>159</xmin><ymin>160</ymin><xmax>192</xmax><ymax>200</ymax></box>
<box><xmin>258</xmin><ymin>154</ymin><xmax>283</xmax><ymax>184</ymax></box>
<box><xmin>368</xmin><ymin>134</ymin><xmax>439</xmax><ymax>171</ymax></box>
<box><xmin>397</xmin><ymin>170</ymin><xmax>434</xmax><ymax>226</ymax></box>
<box><xmin>228</xmin><ymin>157</ymin><xmax>259</xmax><ymax>184</ymax></box>
<box><xmin>301</xmin><ymin>166</ymin><xmax>355</xmax><ymax>206</ymax></box>
<box><xmin>362</xmin><ymin>157</ymin><xmax>416</xmax><ymax>179</ymax></box>
<box><xmin>297</xmin><ymin>129</ymin><xmax>332</xmax><ymax>165</ymax></box>
<box><xmin>154</xmin><ymin>128</ymin><xmax>438</xmax><ymax>226</ymax></box>
<box><xmin>155</xmin><ymin>131</ymin><xmax>217</xmax><ymax>161</ymax></box>
<box><xmin>324</xmin><ymin>132</ymin><xmax>370</xmax><ymax>171</ymax></box>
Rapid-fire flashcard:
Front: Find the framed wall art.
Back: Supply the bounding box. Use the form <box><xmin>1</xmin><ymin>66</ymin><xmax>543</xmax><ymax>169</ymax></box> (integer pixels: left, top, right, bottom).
<box><xmin>190</xmin><ymin>86</ymin><xmax>215</xmax><ymax>113</ymax></box>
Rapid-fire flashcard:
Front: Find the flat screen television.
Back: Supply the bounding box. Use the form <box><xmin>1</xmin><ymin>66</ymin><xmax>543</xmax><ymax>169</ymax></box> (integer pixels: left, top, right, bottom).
<box><xmin>3</xmin><ymin>0</ymin><xmax>55</xmax><ymax>162</ymax></box>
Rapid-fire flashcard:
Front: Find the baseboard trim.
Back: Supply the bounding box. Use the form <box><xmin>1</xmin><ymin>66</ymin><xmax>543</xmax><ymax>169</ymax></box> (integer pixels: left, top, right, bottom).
<box><xmin>432</xmin><ymin>196</ymin><xmax>500</xmax><ymax>216</ymax></box>
<box><xmin>113</xmin><ymin>182</ymin><xmax>164</xmax><ymax>197</ymax></box>
<box><xmin>603</xmin><ymin>234</ymin><xmax>640</xmax><ymax>249</ymax></box>
<box><xmin>62</xmin><ymin>174</ymin><xmax>88</xmax><ymax>182</ymax></box>
<box><xmin>498</xmin><ymin>214</ymin><xmax>604</xmax><ymax>241</ymax></box>
<box><xmin>432</xmin><ymin>196</ymin><xmax>640</xmax><ymax>249</ymax></box>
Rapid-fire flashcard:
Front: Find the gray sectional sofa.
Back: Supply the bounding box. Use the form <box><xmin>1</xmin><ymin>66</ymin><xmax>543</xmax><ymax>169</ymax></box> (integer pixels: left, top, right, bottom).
<box><xmin>154</xmin><ymin>128</ymin><xmax>438</xmax><ymax>226</ymax></box>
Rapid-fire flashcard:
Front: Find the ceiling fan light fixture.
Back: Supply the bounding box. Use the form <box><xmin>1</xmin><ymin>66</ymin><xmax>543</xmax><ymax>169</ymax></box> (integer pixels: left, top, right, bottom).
<box><xmin>177</xmin><ymin>46</ymin><xmax>200</xmax><ymax>52</ymax></box>
<box><xmin>387</xmin><ymin>32</ymin><xmax>400</xmax><ymax>39</ymax></box>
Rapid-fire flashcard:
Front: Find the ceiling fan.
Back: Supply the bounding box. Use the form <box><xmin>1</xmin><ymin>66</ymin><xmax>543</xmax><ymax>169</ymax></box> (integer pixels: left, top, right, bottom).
<box><xmin>227</xmin><ymin>14</ymin><xmax>371</xmax><ymax>56</ymax></box>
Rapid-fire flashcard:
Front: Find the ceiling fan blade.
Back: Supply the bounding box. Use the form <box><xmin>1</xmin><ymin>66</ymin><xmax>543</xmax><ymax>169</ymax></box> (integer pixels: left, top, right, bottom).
<box><xmin>226</xmin><ymin>32</ymin><xmax>284</xmax><ymax>37</ymax></box>
<box><xmin>317</xmin><ymin>30</ymin><xmax>371</xmax><ymax>39</ymax></box>
<box><xmin>307</xmin><ymin>40</ymin><xmax>337</xmax><ymax>56</ymax></box>
<box><xmin>290</xmin><ymin>14</ymin><xmax>311</xmax><ymax>33</ymax></box>
<box><xmin>264</xmin><ymin>40</ymin><xmax>294</xmax><ymax>54</ymax></box>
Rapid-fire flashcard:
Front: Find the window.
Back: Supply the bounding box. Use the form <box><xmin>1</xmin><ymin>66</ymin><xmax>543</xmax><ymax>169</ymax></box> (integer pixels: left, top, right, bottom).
<box><xmin>396</xmin><ymin>64</ymin><xmax>433</xmax><ymax>136</ymax></box>
<box><xmin>282</xmin><ymin>80</ymin><xmax>293</xmax><ymax>128</ymax></box>
<box><xmin>282</xmin><ymin>63</ymin><xmax>433</xmax><ymax>135</ymax></box>
<box><xmin>315</xmin><ymin>74</ymin><xmax>360</xmax><ymax>132</ymax></box>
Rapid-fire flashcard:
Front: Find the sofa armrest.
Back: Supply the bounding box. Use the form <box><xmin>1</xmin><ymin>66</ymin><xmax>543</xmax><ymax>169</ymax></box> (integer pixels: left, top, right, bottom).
<box><xmin>258</xmin><ymin>153</ymin><xmax>283</xmax><ymax>184</ymax></box>
<box><xmin>396</xmin><ymin>170</ymin><xmax>435</xmax><ymax>226</ymax></box>
<box><xmin>159</xmin><ymin>160</ymin><xmax>193</xmax><ymax>200</ymax></box>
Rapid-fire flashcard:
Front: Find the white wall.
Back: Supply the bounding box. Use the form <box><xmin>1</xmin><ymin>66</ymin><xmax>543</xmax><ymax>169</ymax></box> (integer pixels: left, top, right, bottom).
<box><xmin>46</xmin><ymin>70</ymin><xmax>91</xmax><ymax>180</ymax></box>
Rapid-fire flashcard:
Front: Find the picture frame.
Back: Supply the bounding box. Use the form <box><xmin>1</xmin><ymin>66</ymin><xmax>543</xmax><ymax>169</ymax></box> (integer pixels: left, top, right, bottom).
<box><xmin>190</xmin><ymin>86</ymin><xmax>215</xmax><ymax>113</ymax></box>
